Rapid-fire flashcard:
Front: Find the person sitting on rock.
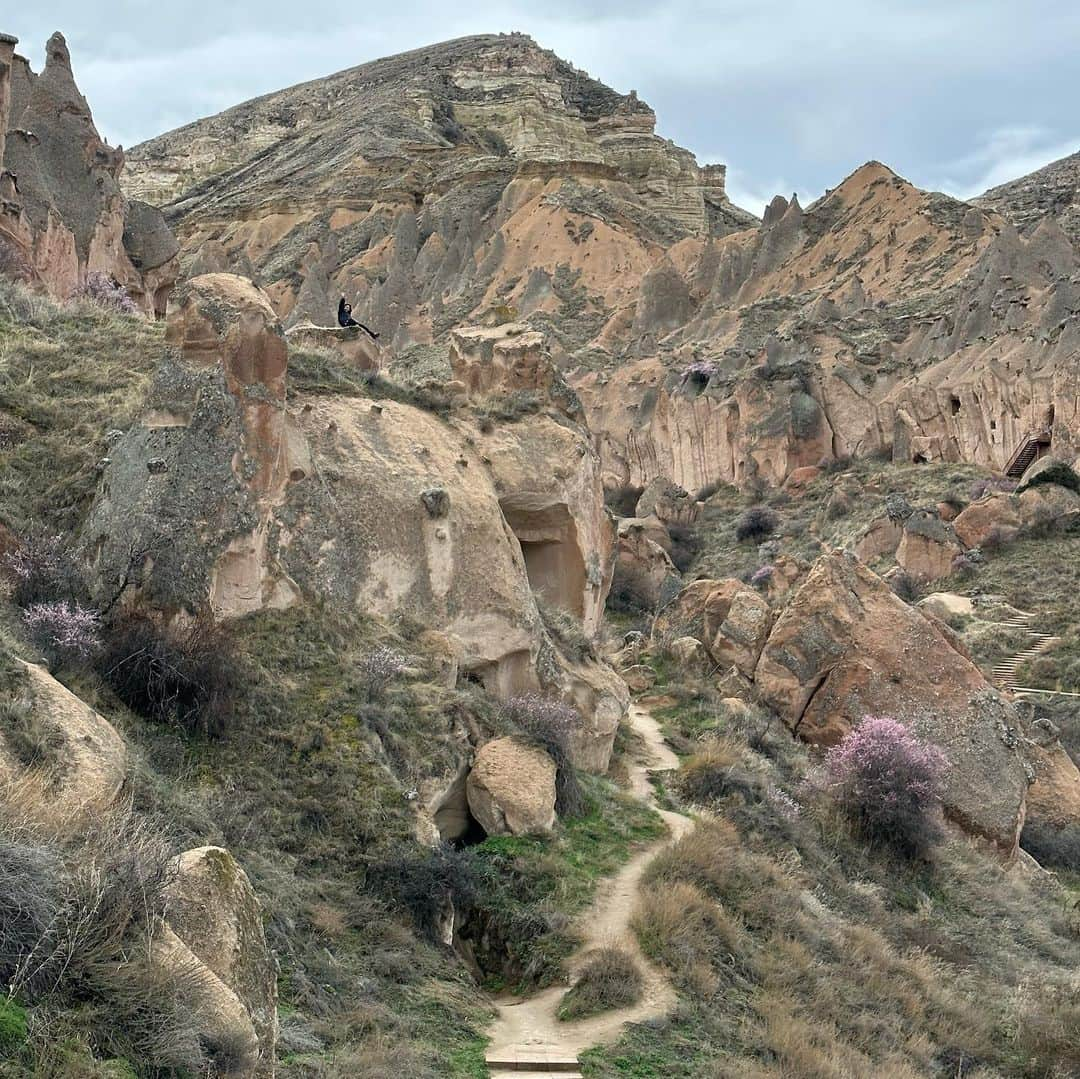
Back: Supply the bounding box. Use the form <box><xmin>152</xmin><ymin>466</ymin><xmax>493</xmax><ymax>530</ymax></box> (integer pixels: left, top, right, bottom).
<box><xmin>337</xmin><ymin>297</ymin><xmax>379</xmax><ymax>340</ymax></box>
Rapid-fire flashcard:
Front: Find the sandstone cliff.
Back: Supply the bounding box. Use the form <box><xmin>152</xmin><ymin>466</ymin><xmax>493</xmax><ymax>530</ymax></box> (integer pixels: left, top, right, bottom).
<box><xmin>122</xmin><ymin>33</ymin><xmax>754</xmax><ymax>350</ymax></box>
<box><xmin>0</xmin><ymin>32</ymin><xmax>178</xmax><ymax>313</ymax></box>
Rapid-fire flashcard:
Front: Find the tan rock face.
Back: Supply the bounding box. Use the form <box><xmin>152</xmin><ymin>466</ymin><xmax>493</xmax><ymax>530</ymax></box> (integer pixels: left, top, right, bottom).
<box><xmin>163</xmin><ymin>846</ymin><xmax>277</xmax><ymax>1076</ymax></box>
<box><xmin>708</xmin><ymin>588</ymin><xmax>773</xmax><ymax>677</ymax></box>
<box><xmin>466</xmin><ymin>737</ymin><xmax>557</xmax><ymax>836</ymax></box>
<box><xmin>84</xmin><ymin>275</ymin><xmax>623</xmax><ymax>764</ymax></box>
<box><xmin>755</xmin><ymin>550</ymin><xmax>1029</xmax><ymax>853</ymax></box>
<box><xmin>124</xmin><ymin>34</ymin><xmax>753</xmax><ymax>354</ymax></box>
<box><xmin>0</xmin><ymin>33</ymin><xmax>177</xmax><ymax>313</ymax></box>
<box><xmin>0</xmin><ymin>661</ymin><xmax>127</xmax><ymax>816</ymax></box>
<box><xmin>953</xmin><ymin>495</ymin><xmax>1022</xmax><ymax>548</ymax></box>
<box><xmin>449</xmin><ymin>323</ymin><xmax>576</xmax><ymax>415</ymax></box>
<box><xmin>615</xmin><ymin>518</ymin><xmax>679</xmax><ymax>608</ymax></box>
<box><xmin>895</xmin><ymin>510</ymin><xmax>962</xmax><ymax>582</ymax></box>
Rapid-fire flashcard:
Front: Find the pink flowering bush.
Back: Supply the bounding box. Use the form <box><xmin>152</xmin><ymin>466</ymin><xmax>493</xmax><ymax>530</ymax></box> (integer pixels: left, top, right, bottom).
<box><xmin>2</xmin><ymin>532</ymin><xmax>84</xmax><ymax>607</ymax></box>
<box><xmin>826</xmin><ymin>715</ymin><xmax>949</xmax><ymax>858</ymax></box>
<box><xmin>71</xmin><ymin>272</ymin><xmax>138</xmax><ymax>315</ymax></box>
<box><xmin>23</xmin><ymin>600</ymin><xmax>102</xmax><ymax>666</ymax></box>
<box><xmin>358</xmin><ymin>645</ymin><xmax>408</xmax><ymax>701</ymax></box>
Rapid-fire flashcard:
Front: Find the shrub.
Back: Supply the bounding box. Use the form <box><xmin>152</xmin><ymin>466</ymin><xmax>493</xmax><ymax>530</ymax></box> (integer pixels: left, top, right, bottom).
<box><xmin>22</xmin><ymin>600</ymin><xmax>102</xmax><ymax>667</ymax></box>
<box><xmin>750</xmin><ymin>564</ymin><xmax>775</xmax><ymax>589</ymax></box>
<box><xmin>1019</xmin><ymin>821</ymin><xmax>1080</xmax><ymax>871</ymax></box>
<box><xmin>358</xmin><ymin>645</ymin><xmax>408</xmax><ymax>702</ymax></box>
<box><xmin>0</xmin><ymin>835</ymin><xmax>65</xmax><ymax>996</ymax></box>
<box><xmin>1020</xmin><ymin>459</ymin><xmax>1080</xmax><ymax>496</ymax></box>
<box><xmin>970</xmin><ymin>476</ymin><xmax>1015</xmax><ymax>501</ymax></box>
<box><xmin>677</xmin><ymin>737</ymin><xmax>762</xmax><ymax>807</ymax></box>
<box><xmin>71</xmin><ymin>272</ymin><xmax>138</xmax><ymax>316</ymax></box>
<box><xmin>666</xmin><ymin>523</ymin><xmax>700</xmax><ymax>572</ymax></box>
<box><xmin>1</xmin><ymin>532</ymin><xmax>86</xmax><ymax>608</ymax></box>
<box><xmin>557</xmin><ymin>946</ymin><xmax>643</xmax><ymax>1021</ymax></box>
<box><xmin>0</xmin><ymin>996</ymin><xmax>27</xmax><ymax>1051</ymax></box>
<box><xmin>951</xmin><ymin>551</ymin><xmax>978</xmax><ymax>578</ymax></box>
<box><xmin>889</xmin><ymin>571</ymin><xmax>920</xmax><ymax>603</ymax></box>
<box><xmin>502</xmin><ymin>694</ymin><xmax>585</xmax><ymax>818</ymax></box>
<box><xmin>607</xmin><ymin>563</ymin><xmax>655</xmax><ymax>615</ymax></box>
<box><xmin>679</xmin><ymin>360</ymin><xmax>719</xmax><ymax>390</ymax></box>
<box><xmin>98</xmin><ymin>614</ymin><xmax>237</xmax><ymax>737</ymax></box>
<box><xmin>825</xmin><ymin>716</ymin><xmax>949</xmax><ymax>859</ymax></box>
<box><xmin>735</xmin><ymin>506</ymin><xmax>779</xmax><ymax>543</ymax></box>
<box><xmin>790</xmin><ymin>392</ymin><xmax>821</xmax><ymax>439</ymax></box>
<box><xmin>371</xmin><ymin>843</ymin><xmax>478</xmax><ymax>942</ymax></box>
<box><xmin>604</xmin><ymin>484</ymin><xmax>643</xmax><ymax>519</ymax></box>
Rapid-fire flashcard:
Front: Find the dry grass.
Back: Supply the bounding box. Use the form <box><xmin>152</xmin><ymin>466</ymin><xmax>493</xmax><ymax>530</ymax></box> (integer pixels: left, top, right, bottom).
<box><xmin>0</xmin><ymin>278</ymin><xmax>167</xmax><ymax>533</ymax></box>
<box><xmin>557</xmin><ymin>945</ymin><xmax>643</xmax><ymax>1021</ymax></box>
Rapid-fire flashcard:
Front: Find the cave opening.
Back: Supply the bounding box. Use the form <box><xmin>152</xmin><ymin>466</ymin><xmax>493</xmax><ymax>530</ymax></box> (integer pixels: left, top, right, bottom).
<box><xmin>950</xmin><ymin>395</ymin><xmax>961</xmax><ymax>416</ymax></box>
<box><xmin>432</xmin><ymin>770</ymin><xmax>487</xmax><ymax>848</ymax></box>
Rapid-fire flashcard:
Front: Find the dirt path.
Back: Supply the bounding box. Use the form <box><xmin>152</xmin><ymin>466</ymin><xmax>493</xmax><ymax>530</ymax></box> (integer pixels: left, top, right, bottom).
<box><xmin>484</xmin><ymin>702</ymin><xmax>691</xmax><ymax>1073</ymax></box>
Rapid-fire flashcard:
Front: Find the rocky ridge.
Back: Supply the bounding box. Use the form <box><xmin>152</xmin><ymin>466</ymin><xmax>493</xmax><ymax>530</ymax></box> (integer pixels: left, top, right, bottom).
<box><xmin>0</xmin><ymin>32</ymin><xmax>178</xmax><ymax>313</ymax></box>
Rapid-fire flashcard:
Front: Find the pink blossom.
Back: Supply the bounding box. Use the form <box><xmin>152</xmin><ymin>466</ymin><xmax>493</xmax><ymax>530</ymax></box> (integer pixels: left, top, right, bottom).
<box><xmin>23</xmin><ymin>600</ymin><xmax>102</xmax><ymax>662</ymax></box>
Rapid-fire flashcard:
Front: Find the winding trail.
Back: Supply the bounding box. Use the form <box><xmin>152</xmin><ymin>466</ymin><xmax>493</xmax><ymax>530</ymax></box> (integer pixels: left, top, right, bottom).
<box><xmin>485</xmin><ymin>702</ymin><xmax>691</xmax><ymax>1076</ymax></box>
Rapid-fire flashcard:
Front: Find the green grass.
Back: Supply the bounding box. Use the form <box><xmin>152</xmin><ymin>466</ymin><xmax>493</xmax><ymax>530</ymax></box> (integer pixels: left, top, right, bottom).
<box><xmin>0</xmin><ymin>999</ymin><xmax>26</xmax><ymax>1054</ymax></box>
<box><xmin>469</xmin><ymin>776</ymin><xmax>664</xmax><ymax>991</ymax></box>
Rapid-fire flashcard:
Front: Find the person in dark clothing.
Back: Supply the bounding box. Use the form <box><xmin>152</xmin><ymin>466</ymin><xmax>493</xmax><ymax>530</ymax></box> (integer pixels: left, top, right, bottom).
<box><xmin>337</xmin><ymin>297</ymin><xmax>379</xmax><ymax>340</ymax></box>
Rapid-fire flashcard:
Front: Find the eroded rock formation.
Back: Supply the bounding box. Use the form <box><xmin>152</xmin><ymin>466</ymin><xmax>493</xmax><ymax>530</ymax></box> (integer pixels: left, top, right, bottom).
<box><xmin>84</xmin><ymin>272</ymin><xmax>624</xmax><ymax>766</ymax></box>
<box><xmin>0</xmin><ymin>32</ymin><xmax>178</xmax><ymax>313</ymax></box>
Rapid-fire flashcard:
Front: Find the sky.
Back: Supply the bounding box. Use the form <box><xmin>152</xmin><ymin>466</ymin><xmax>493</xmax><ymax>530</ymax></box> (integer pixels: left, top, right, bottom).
<box><xmin>6</xmin><ymin>1</ymin><xmax>1079</xmax><ymax>215</ymax></box>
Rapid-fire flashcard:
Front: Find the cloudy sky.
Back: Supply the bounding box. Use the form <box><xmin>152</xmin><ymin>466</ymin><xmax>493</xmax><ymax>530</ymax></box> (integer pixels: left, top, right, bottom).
<box><xmin>8</xmin><ymin>2</ymin><xmax>1079</xmax><ymax>214</ymax></box>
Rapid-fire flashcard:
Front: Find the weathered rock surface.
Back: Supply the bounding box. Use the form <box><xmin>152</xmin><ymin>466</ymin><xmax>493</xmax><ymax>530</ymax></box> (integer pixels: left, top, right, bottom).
<box><xmin>466</xmin><ymin>737</ymin><xmax>557</xmax><ymax>836</ymax></box>
<box><xmin>895</xmin><ymin>508</ymin><xmax>962</xmax><ymax>582</ymax></box>
<box><xmin>707</xmin><ymin>586</ymin><xmax>773</xmax><ymax>677</ymax></box>
<box><xmin>615</xmin><ymin>517</ymin><xmax>679</xmax><ymax>608</ymax></box>
<box><xmin>83</xmin><ymin>273</ymin><xmax>623</xmax><ymax>761</ymax></box>
<box><xmin>0</xmin><ymin>661</ymin><xmax>127</xmax><ymax>814</ymax></box>
<box><xmin>754</xmin><ymin>550</ymin><xmax>1030</xmax><ymax>852</ymax></box>
<box><xmin>0</xmin><ymin>32</ymin><xmax>177</xmax><ymax>312</ymax></box>
<box><xmin>163</xmin><ymin>846</ymin><xmax>277</xmax><ymax>1076</ymax></box>
<box><xmin>124</xmin><ymin>34</ymin><xmax>753</xmax><ymax>354</ymax></box>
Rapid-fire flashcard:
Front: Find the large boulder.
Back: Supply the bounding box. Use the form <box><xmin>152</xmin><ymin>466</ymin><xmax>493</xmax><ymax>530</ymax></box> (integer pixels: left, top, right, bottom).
<box><xmin>163</xmin><ymin>846</ymin><xmax>277</xmax><ymax>1075</ymax></box>
<box><xmin>755</xmin><ymin>550</ymin><xmax>1030</xmax><ymax>853</ymax></box>
<box><xmin>656</xmin><ymin>578</ymin><xmax>731</xmax><ymax>641</ymax></box>
<box><xmin>466</xmin><ymin>737</ymin><xmax>557</xmax><ymax>836</ymax></box>
<box><xmin>1024</xmin><ymin>721</ymin><xmax>1080</xmax><ymax>830</ymax></box>
<box><xmin>707</xmin><ymin>587</ymin><xmax>773</xmax><ymax>677</ymax></box>
<box><xmin>449</xmin><ymin>323</ymin><xmax>580</xmax><ymax>418</ymax></box>
<box><xmin>895</xmin><ymin>509</ymin><xmax>962</xmax><ymax>582</ymax></box>
<box><xmin>84</xmin><ymin>275</ymin><xmax>623</xmax><ymax>759</ymax></box>
<box><xmin>0</xmin><ymin>661</ymin><xmax>127</xmax><ymax>815</ymax></box>
<box><xmin>615</xmin><ymin>518</ymin><xmax>679</xmax><ymax>609</ymax></box>
<box><xmin>953</xmin><ymin>495</ymin><xmax>1022</xmax><ymax>549</ymax></box>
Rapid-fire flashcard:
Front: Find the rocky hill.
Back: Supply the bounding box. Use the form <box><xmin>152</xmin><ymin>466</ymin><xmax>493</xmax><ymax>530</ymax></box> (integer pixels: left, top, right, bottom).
<box><xmin>977</xmin><ymin>148</ymin><xmax>1080</xmax><ymax>248</ymax></box>
<box><xmin>3</xmin><ymin>26</ymin><xmax>1080</xmax><ymax>1079</ymax></box>
<box><xmin>123</xmin><ymin>33</ymin><xmax>755</xmax><ymax>350</ymax></box>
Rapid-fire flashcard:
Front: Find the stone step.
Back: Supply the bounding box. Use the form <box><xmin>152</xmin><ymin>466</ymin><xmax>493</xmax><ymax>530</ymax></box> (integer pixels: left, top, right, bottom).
<box><xmin>486</xmin><ymin>1059</ymin><xmax>583</xmax><ymax>1074</ymax></box>
<box><xmin>489</xmin><ymin>1072</ymin><xmax>584</xmax><ymax>1078</ymax></box>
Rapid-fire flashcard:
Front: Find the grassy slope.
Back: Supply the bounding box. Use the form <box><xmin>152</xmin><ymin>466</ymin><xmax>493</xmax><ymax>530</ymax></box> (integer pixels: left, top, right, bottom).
<box><xmin>0</xmin><ymin>285</ymin><xmax>663</xmax><ymax>1077</ymax></box>
<box><xmin>581</xmin><ymin>696</ymin><xmax>1080</xmax><ymax>1079</ymax></box>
